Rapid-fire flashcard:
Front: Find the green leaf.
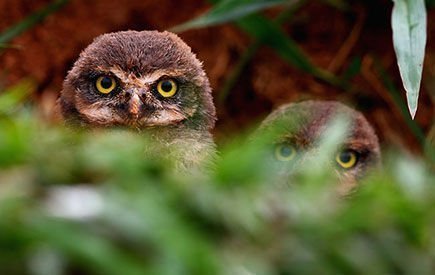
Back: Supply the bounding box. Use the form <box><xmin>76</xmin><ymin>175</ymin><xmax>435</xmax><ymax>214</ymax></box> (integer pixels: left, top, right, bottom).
<box><xmin>0</xmin><ymin>80</ymin><xmax>34</xmax><ymax>114</ymax></box>
<box><xmin>237</xmin><ymin>14</ymin><xmax>341</xmax><ymax>86</ymax></box>
<box><xmin>391</xmin><ymin>0</ymin><xmax>427</xmax><ymax>119</ymax></box>
<box><xmin>0</xmin><ymin>0</ymin><xmax>68</xmax><ymax>46</ymax></box>
<box><xmin>171</xmin><ymin>0</ymin><xmax>289</xmax><ymax>32</ymax></box>
<box><xmin>319</xmin><ymin>0</ymin><xmax>349</xmax><ymax>10</ymax></box>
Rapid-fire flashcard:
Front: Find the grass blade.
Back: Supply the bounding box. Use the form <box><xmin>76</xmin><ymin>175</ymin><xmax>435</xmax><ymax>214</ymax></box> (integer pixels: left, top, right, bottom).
<box><xmin>171</xmin><ymin>0</ymin><xmax>291</xmax><ymax>32</ymax></box>
<box><xmin>391</xmin><ymin>0</ymin><xmax>427</xmax><ymax>119</ymax></box>
<box><xmin>237</xmin><ymin>14</ymin><xmax>341</xmax><ymax>86</ymax></box>
<box><xmin>0</xmin><ymin>0</ymin><xmax>69</xmax><ymax>46</ymax></box>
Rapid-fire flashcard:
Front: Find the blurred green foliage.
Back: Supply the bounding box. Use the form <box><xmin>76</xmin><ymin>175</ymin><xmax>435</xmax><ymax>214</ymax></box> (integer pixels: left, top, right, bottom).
<box><xmin>0</xmin><ymin>84</ymin><xmax>434</xmax><ymax>275</ymax></box>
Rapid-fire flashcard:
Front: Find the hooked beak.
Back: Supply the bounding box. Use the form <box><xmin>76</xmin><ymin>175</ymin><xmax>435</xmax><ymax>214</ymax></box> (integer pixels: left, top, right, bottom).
<box><xmin>128</xmin><ymin>93</ymin><xmax>142</xmax><ymax>119</ymax></box>
<box><xmin>124</xmin><ymin>88</ymin><xmax>186</xmax><ymax>127</ymax></box>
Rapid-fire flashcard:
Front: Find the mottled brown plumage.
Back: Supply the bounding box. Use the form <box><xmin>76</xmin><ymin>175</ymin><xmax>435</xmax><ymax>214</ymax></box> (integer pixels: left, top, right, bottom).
<box><xmin>258</xmin><ymin>100</ymin><xmax>381</xmax><ymax>196</ymax></box>
<box><xmin>59</xmin><ymin>30</ymin><xmax>216</xmax><ymax>169</ymax></box>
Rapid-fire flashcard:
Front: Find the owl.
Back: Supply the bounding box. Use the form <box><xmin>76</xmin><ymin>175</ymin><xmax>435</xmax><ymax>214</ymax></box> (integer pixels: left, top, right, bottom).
<box><xmin>257</xmin><ymin>100</ymin><xmax>381</xmax><ymax>196</ymax></box>
<box><xmin>58</xmin><ymin>30</ymin><xmax>216</xmax><ymax>170</ymax></box>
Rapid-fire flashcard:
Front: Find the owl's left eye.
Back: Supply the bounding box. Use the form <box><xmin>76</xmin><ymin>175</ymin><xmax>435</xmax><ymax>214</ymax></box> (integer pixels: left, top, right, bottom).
<box><xmin>157</xmin><ymin>79</ymin><xmax>178</xmax><ymax>98</ymax></box>
<box><xmin>96</xmin><ymin>76</ymin><xmax>117</xmax><ymax>94</ymax></box>
<box><xmin>274</xmin><ymin>144</ymin><xmax>297</xmax><ymax>162</ymax></box>
<box><xmin>335</xmin><ymin>149</ymin><xmax>358</xmax><ymax>169</ymax></box>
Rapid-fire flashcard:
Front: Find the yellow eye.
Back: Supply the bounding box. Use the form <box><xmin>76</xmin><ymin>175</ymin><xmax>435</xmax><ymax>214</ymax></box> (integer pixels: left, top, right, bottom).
<box><xmin>274</xmin><ymin>144</ymin><xmax>297</xmax><ymax>162</ymax></box>
<box><xmin>336</xmin><ymin>150</ymin><xmax>358</xmax><ymax>169</ymax></box>
<box><xmin>157</xmin><ymin>79</ymin><xmax>178</xmax><ymax>98</ymax></box>
<box><xmin>96</xmin><ymin>76</ymin><xmax>116</xmax><ymax>94</ymax></box>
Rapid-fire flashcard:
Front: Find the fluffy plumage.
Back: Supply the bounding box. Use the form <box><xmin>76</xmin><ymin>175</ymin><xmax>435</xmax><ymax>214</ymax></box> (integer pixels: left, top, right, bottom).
<box><xmin>258</xmin><ymin>100</ymin><xmax>381</xmax><ymax>196</ymax></box>
<box><xmin>59</xmin><ymin>30</ymin><xmax>216</xmax><ymax>169</ymax></box>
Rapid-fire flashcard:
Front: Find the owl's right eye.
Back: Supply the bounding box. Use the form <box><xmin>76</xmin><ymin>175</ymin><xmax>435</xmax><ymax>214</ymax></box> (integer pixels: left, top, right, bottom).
<box><xmin>274</xmin><ymin>144</ymin><xmax>297</xmax><ymax>162</ymax></box>
<box><xmin>95</xmin><ymin>76</ymin><xmax>117</xmax><ymax>94</ymax></box>
<box><xmin>157</xmin><ymin>79</ymin><xmax>178</xmax><ymax>98</ymax></box>
<box><xmin>335</xmin><ymin>149</ymin><xmax>358</xmax><ymax>169</ymax></box>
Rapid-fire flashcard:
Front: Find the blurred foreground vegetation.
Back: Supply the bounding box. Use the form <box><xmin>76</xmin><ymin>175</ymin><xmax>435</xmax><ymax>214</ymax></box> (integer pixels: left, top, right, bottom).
<box><xmin>0</xmin><ymin>84</ymin><xmax>434</xmax><ymax>275</ymax></box>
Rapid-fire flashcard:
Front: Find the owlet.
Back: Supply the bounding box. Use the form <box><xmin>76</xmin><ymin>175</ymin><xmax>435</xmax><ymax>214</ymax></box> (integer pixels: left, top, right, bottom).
<box><xmin>257</xmin><ymin>100</ymin><xmax>381</xmax><ymax>196</ymax></box>
<box><xmin>58</xmin><ymin>30</ymin><xmax>216</xmax><ymax>170</ymax></box>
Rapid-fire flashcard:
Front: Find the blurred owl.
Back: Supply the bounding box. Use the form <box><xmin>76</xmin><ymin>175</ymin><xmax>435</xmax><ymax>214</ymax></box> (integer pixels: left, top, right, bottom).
<box><xmin>58</xmin><ymin>30</ymin><xmax>216</xmax><ymax>170</ymax></box>
<box><xmin>257</xmin><ymin>100</ymin><xmax>381</xmax><ymax>196</ymax></box>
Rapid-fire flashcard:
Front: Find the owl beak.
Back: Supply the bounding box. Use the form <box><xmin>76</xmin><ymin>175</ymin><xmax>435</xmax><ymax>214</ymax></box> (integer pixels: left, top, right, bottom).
<box><xmin>128</xmin><ymin>93</ymin><xmax>142</xmax><ymax>118</ymax></box>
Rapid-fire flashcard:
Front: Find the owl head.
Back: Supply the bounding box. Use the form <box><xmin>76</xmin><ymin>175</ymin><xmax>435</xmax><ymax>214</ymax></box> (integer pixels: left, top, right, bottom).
<box><xmin>258</xmin><ymin>100</ymin><xmax>381</xmax><ymax>195</ymax></box>
<box><xmin>59</xmin><ymin>30</ymin><xmax>216</xmax><ymax>132</ymax></box>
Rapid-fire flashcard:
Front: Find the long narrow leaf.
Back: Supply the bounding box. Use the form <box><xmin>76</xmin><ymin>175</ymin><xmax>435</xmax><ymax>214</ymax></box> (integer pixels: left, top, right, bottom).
<box><xmin>0</xmin><ymin>0</ymin><xmax>68</xmax><ymax>46</ymax></box>
<box><xmin>391</xmin><ymin>0</ymin><xmax>427</xmax><ymax>119</ymax></box>
<box><xmin>237</xmin><ymin>14</ymin><xmax>341</xmax><ymax>86</ymax></box>
<box><xmin>171</xmin><ymin>0</ymin><xmax>291</xmax><ymax>32</ymax></box>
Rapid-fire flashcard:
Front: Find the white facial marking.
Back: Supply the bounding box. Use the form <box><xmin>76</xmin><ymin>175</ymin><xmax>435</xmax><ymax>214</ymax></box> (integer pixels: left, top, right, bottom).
<box><xmin>142</xmin><ymin>109</ymin><xmax>186</xmax><ymax>126</ymax></box>
<box><xmin>110</xmin><ymin>67</ymin><xmax>184</xmax><ymax>86</ymax></box>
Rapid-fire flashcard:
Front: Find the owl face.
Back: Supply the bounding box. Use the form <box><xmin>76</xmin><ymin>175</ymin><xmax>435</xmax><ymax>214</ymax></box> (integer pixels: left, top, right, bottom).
<box><xmin>259</xmin><ymin>101</ymin><xmax>381</xmax><ymax>195</ymax></box>
<box><xmin>59</xmin><ymin>31</ymin><xmax>215</xmax><ymax>131</ymax></box>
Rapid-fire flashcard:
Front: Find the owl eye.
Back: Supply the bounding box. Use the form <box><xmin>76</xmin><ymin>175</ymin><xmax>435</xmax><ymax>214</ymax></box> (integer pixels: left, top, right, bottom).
<box><xmin>157</xmin><ymin>79</ymin><xmax>178</xmax><ymax>98</ymax></box>
<box><xmin>274</xmin><ymin>144</ymin><xmax>297</xmax><ymax>162</ymax></box>
<box><xmin>335</xmin><ymin>149</ymin><xmax>358</xmax><ymax>169</ymax></box>
<box><xmin>96</xmin><ymin>76</ymin><xmax>116</xmax><ymax>94</ymax></box>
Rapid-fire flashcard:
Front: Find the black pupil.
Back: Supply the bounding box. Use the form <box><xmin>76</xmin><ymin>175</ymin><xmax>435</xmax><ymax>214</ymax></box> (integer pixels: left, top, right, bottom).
<box><xmin>280</xmin><ymin>146</ymin><xmax>293</xmax><ymax>157</ymax></box>
<box><xmin>100</xmin><ymin>77</ymin><xmax>113</xmax><ymax>89</ymax></box>
<box><xmin>161</xmin><ymin>81</ymin><xmax>173</xmax><ymax>92</ymax></box>
<box><xmin>339</xmin><ymin>151</ymin><xmax>353</xmax><ymax>163</ymax></box>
